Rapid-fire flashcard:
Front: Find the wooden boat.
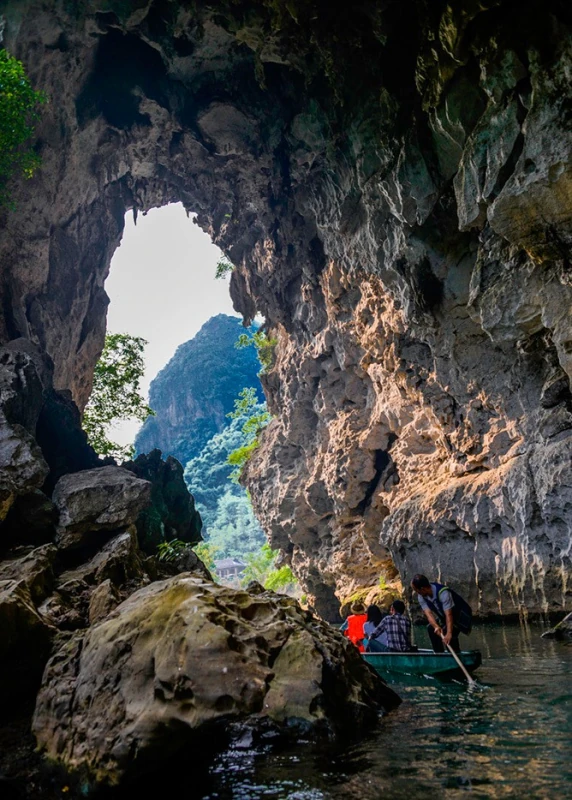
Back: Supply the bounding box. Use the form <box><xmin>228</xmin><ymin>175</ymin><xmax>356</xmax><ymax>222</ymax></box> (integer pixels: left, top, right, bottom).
<box><xmin>363</xmin><ymin>648</ymin><xmax>482</xmax><ymax>679</ymax></box>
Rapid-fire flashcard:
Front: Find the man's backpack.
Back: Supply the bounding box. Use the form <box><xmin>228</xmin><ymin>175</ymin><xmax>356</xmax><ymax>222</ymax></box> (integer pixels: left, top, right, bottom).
<box><xmin>427</xmin><ymin>583</ymin><xmax>473</xmax><ymax>635</ymax></box>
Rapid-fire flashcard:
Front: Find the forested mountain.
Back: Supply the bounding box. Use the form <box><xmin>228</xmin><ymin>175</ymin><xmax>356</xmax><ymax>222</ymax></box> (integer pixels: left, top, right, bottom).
<box><xmin>135</xmin><ymin>314</ymin><xmax>266</xmax><ymax>558</ymax></box>
<box><xmin>135</xmin><ymin>314</ymin><xmax>262</xmax><ymax>463</ymax></box>
<box><xmin>184</xmin><ymin>405</ymin><xmax>268</xmax><ymax>558</ymax></box>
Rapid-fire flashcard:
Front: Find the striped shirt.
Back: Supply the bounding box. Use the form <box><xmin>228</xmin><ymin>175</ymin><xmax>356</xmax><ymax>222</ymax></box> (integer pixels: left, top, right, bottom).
<box><xmin>370</xmin><ymin>613</ymin><xmax>412</xmax><ymax>652</ymax></box>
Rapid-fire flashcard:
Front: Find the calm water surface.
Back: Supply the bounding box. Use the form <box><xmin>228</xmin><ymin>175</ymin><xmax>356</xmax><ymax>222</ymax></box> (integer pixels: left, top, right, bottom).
<box><xmin>201</xmin><ymin>624</ymin><xmax>572</xmax><ymax>800</ymax></box>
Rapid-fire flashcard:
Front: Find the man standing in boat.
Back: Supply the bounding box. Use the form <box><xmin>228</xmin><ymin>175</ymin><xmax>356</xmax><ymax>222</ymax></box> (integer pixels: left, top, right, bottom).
<box><xmin>411</xmin><ymin>574</ymin><xmax>472</xmax><ymax>653</ymax></box>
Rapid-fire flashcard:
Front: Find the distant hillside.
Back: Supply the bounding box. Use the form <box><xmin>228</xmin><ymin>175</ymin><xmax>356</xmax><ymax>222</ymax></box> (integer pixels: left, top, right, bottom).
<box><xmin>135</xmin><ymin>314</ymin><xmax>262</xmax><ymax>465</ymax></box>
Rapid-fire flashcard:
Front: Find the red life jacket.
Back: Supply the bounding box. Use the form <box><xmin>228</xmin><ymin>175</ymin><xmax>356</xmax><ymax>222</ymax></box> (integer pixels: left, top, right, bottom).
<box><xmin>345</xmin><ymin>614</ymin><xmax>367</xmax><ymax>652</ymax></box>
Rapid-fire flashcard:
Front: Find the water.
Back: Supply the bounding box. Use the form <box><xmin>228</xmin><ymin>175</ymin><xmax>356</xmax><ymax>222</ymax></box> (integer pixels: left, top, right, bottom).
<box><xmin>200</xmin><ymin>624</ymin><xmax>572</xmax><ymax>800</ymax></box>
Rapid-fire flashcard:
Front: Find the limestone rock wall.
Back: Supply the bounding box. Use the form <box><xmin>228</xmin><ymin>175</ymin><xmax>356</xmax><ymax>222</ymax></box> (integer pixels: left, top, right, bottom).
<box><xmin>1</xmin><ymin>1</ymin><xmax>571</xmax><ymax>618</ymax></box>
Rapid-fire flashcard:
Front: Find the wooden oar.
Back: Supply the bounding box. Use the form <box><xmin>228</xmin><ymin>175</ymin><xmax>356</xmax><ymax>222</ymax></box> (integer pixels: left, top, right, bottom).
<box><xmin>442</xmin><ymin>637</ymin><xmax>477</xmax><ymax>687</ymax></box>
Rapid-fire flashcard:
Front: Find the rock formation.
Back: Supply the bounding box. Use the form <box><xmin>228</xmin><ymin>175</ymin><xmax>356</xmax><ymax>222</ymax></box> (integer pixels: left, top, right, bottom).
<box><xmin>123</xmin><ymin>449</ymin><xmax>202</xmax><ymax>553</ymax></box>
<box><xmin>32</xmin><ymin>575</ymin><xmax>399</xmax><ymax>791</ymax></box>
<box><xmin>131</xmin><ymin>314</ymin><xmax>264</xmax><ymax>557</ymax></box>
<box><xmin>1</xmin><ymin>1</ymin><xmax>571</xmax><ymax>620</ymax></box>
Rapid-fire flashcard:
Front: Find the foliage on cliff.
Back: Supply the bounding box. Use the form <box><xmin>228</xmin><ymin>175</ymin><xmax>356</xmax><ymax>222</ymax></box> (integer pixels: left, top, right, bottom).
<box><xmin>184</xmin><ymin>406</ymin><xmax>268</xmax><ymax>559</ymax></box>
<box><xmin>242</xmin><ymin>543</ymin><xmax>297</xmax><ymax>593</ymax></box>
<box><xmin>0</xmin><ymin>50</ymin><xmax>45</xmax><ymax>205</ymax></box>
<box><xmin>236</xmin><ymin>330</ymin><xmax>278</xmax><ymax>374</ymax></box>
<box><xmin>83</xmin><ymin>333</ymin><xmax>153</xmax><ymax>461</ymax></box>
<box><xmin>133</xmin><ymin>315</ymin><xmax>267</xmax><ymax>560</ymax></box>
<box><xmin>227</xmin><ymin>387</ymin><xmax>271</xmax><ymax>482</ymax></box>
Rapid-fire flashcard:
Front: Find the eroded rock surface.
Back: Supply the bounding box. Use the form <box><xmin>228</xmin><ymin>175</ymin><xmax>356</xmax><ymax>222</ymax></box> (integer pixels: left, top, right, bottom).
<box><xmin>124</xmin><ymin>449</ymin><xmax>202</xmax><ymax>553</ymax></box>
<box><xmin>0</xmin><ymin>343</ymin><xmax>50</xmax><ymax>524</ymax></box>
<box><xmin>33</xmin><ymin>575</ymin><xmax>399</xmax><ymax>790</ymax></box>
<box><xmin>52</xmin><ymin>467</ymin><xmax>152</xmax><ymax>553</ymax></box>
<box><xmin>0</xmin><ymin>2</ymin><xmax>571</xmax><ymax>617</ymax></box>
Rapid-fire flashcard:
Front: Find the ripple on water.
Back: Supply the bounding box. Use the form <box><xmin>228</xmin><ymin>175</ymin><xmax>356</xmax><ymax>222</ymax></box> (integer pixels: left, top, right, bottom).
<box><xmin>200</xmin><ymin>624</ymin><xmax>572</xmax><ymax>800</ymax></box>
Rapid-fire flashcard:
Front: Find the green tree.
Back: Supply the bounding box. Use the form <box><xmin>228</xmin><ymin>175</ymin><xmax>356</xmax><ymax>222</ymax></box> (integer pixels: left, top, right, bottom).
<box><xmin>192</xmin><ymin>541</ymin><xmax>219</xmax><ymax>574</ymax></box>
<box><xmin>226</xmin><ymin>387</ymin><xmax>271</xmax><ymax>481</ymax></box>
<box><xmin>183</xmin><ymin>406</ymin><xmax>267</xmax><ymax>560</ymax></box>
<box><xmin>0</xmin><ymin>50</ymin><xmax>45</xmax><ymax>206</ymax></box>
<box><xmin>215</xmin><ymin>256</ymin><xmax>234</xmax><ymax>279</ymax></box>
<box><xmin>236</xmin><ymin>330</ymin><xmax>277</xmax><ymax>373</ymax></box>
<box><xmin>83</xmin><ymin>333</ymin><xmax>154</xmax><ymax>461</ymax></box>
<box><xmin>242</xmin><ymin>543</ymin><xmax>297</xmax><ymax>594</ymax></box>
<box><xmin>205</xmin><ymin>488</ymin><xmax>265</xmax><ymax>560</ymax></box>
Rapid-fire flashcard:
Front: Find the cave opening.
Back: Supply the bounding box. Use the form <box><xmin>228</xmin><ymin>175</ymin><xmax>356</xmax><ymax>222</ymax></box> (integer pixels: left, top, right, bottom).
<box><xmin>98</xmin><ymin>201</ymin><xmax>274</xmax><ymax>578</ymax></box>
<box><xmin>3</xmin><ymin>3</ymin><xmax>572</xmax><ymax>794</ymax></box>
<box><xmin>103</xmin><ymin>201</ymin><xmax>237</xmax><ymax>449</ymax></box>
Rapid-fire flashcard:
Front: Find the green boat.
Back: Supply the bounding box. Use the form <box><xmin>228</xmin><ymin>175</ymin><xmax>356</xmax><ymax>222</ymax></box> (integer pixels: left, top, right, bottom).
<box><xmin>363</xmin><ymin>648</ymin><xmax>482</xmax><ymax>679</ymax></box>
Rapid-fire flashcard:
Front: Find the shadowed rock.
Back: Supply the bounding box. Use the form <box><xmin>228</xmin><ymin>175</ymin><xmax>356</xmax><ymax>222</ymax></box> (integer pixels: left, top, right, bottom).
<box><xmin>0</xmin><ymin>545</ymin><xmax>56</xmax><ymax>604</ymax></box>
<box><xmin>0</xmin><ymin>580</ymin><xmax>54</xmax><ymax>707</ymax></box>
<box><xmin>52</xmin><ymin>467</ymin><xmax>152</xmax><ymax>553</ymax></box>
<box><xmin>123</xmin><ymin>450</ymin><xmax>202</xmax><ymax>553</ymax></box>
<box><xmin>33</xmin><ymin>575</ymin><xmax>400</xmax><ymax>791</ymax></box>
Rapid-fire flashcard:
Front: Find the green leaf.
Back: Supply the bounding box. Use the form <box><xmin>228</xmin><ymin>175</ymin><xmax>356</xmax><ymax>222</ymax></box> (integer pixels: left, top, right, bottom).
<box><xmin>215</xmin><ymin>256</ymin><xmax>234</xmax><ymax>279</ymax></box>
<box><xmin>83</xmin><ymin>332</ymin><xmax>154</xmax><ymax>460</ymax></box>
<box><xmin>0</xmin><ymin>50</ymin><xmax>46</xmax><ymax>206</ymax></box>
<box><xmin>235</xmin><ymin>330</ymin><xmax>277</xmax><ymax>373</ymax></box>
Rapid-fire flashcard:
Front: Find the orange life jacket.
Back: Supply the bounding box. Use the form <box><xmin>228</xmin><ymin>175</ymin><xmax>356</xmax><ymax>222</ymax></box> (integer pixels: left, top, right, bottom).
<box><xmin>345</xmin><ymin>613</ymin><xmax>367</xmax><ymax>652</ymax></box>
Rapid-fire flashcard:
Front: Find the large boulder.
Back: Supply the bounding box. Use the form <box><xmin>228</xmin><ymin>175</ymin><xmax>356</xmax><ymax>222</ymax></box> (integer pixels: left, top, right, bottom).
<box><xmin>33</xmin><ymin>576</ymin><xmax>399</xmax><ymax>790</ymax></box>
<box><xmin>88</xmin><ymin>579</ymin><xmax>121</xmax><ymax>625</ymax></box>
<box><xmin>39</xmin><ymin>530</ymin><xmax>149</xmax><ymax>631</ymax></box>
<box><xmin>0</xmin><ymin>489</ymin><xmax>58</xmax><ymax>551</ymax></box>
<box><xmin>0</xmin><ymin>341</ymin><xmax>50</xmax><ymax>432</ymax></box>
<box><xmin>52</xmin><ymin>467</ymin><xmax>152</xmax><ymax>553</ymax></box>
<box><xmin>58</xmin><ymin>529</ymin><xmax>146</xmax><ymax>589</ymax></box>
<box><xmin>123</xmin><ymin>450</ymin><xmax>202</xmax><ymax>553</ymax></box>
<box><xmin>0</xmin><ymin>423</ymin><xmax>49</xmax><ymax>524</ymax></box>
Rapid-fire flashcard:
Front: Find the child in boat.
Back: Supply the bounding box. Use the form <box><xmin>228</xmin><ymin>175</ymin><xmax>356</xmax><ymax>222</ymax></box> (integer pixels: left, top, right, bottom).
<box><xmin>365</xmin><ymin>600</ymin><xmax>412</xmax><ymax>652</ymax></box>
<box><xmin>341</xmin><ymin>602</ymin><xmax>368</xmax><ymax>652</ymax></box>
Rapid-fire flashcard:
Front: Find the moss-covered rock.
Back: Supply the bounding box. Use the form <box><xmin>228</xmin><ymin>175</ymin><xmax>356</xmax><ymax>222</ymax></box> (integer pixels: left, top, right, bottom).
<box><xmin>33</xmin><ymin>575</ymin><xmax>400</xmax><ymax>791</ymax></box>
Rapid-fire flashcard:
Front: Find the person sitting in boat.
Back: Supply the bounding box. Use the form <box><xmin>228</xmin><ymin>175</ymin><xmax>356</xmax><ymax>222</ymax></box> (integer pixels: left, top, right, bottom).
<box><xmin>411</xmin><ymin>574</ymin><xmax>472</xmax><ymax>653</ymax></box>
<box><xmin>363</xmin><ymin>604</ymin><xmax>387</xmax><ymax>642</ymax></box>
<box><xmin>365</xmin><ymin>600</ymin><xmax>412</xmax><ymax>652</ymax></box>
<box><xmin>340</xmin><ymin>601</ymin><xmax>368</xmax><ymax>652</ymax></box>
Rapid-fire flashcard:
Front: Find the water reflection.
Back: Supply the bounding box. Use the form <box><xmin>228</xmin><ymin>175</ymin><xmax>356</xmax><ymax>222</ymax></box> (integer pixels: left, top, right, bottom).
<box><xmin>201</xmin><ymin>624</ymin><xmax>572</xmax><ymax>800</ymax></box>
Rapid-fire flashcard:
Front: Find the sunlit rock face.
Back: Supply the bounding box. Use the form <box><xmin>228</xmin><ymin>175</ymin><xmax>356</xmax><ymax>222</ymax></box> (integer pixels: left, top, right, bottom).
<box><xmin>1</xmin><ymin>2</ymin><xmax>571</xmax><ymax>618</ymax></box>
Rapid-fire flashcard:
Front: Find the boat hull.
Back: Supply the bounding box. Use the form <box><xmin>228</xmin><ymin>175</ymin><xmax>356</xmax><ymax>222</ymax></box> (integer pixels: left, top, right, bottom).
<box><xmin>363</xmin><ymin>648</ymin><xmax>482</xmax><ymax>679</ymax></box>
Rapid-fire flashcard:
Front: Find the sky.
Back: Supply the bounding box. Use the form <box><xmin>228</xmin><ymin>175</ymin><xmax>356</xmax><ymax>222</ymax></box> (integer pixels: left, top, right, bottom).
<box><xmin>105</xmin><ymin>202</ymin><xmax>239</xmax><ymax>446</ymax></box>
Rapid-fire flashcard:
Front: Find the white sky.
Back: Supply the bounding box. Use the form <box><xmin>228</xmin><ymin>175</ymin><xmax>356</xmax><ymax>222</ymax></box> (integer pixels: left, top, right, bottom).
<box><xmin>105</xmin><ymin>203</ymin><xmax>239</xmax><ymax>446</ymax></box>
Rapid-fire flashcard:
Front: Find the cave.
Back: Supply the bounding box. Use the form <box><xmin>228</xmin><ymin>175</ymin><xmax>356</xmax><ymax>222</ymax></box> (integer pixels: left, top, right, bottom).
<box><xmin>1</xmin><ymin>0</ymin><xmax>571</xmax><ymax>626</ymax></box>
